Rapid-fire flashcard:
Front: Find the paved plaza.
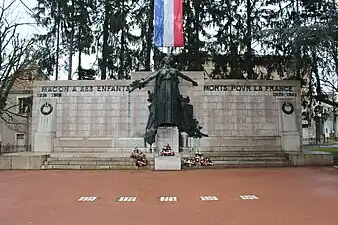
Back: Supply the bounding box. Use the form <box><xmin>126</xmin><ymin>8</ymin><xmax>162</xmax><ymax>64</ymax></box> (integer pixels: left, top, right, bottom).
<box><xmin>0</xmin><ymin>168</ymin><xmax>337</xmax><ymax>225</ymax></box>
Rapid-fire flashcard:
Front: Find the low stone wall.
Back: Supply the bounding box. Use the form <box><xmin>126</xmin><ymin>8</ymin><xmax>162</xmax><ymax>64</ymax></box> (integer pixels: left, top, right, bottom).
<box><xmin>0</xmin><ymin>151</ymin><xmax>335</xmax><ymax>170</ymax></box>
<box><xmin>289</xmin><ymin>151</ymin><xmax>334</xmax><ymax>166</ymax></box>
<box><xmin>0</xmin><ymin>153</ymin><xmax>48</xmax><ymax>169</ymax></box>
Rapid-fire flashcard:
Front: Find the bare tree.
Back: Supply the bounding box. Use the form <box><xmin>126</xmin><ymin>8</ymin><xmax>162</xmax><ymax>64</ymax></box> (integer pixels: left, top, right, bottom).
<box><xmin>0</xmin><ymin>0</ymin><xmax>42</xmax><ymax>131</ymax></box>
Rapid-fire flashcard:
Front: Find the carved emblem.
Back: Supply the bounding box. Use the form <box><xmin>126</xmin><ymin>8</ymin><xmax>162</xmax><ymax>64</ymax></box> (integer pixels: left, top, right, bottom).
<box><xmin>40</xmin><ymin>102</ymin><xmax>53</xmax><ymax>115</ymax></box>
<box><xmin>282</xmin><ymin>102</ymin><xmax>294</xmax><ymax>115</ymax></box>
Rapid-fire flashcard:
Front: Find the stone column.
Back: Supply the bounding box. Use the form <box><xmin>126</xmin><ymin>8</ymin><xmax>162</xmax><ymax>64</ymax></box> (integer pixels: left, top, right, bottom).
<box><xmin>181</xmin><ymin>132</ymin><xmax>188</xmax><ymax>147</ymax></box>
<box><xmin>334</xmin><ymin>115</ymin><xmax>338</xmax><ymax>138</ymax></box>
<box><xmin>187</xmin><ymin>137</ymin><xmax>193</xmax><ymax>148</ymax></box>
<box><xmin>33</xmin><ymin>99</ymin><xmax>57</xmax><ymax>153</ymax></box>
<box><xmin>156</xmin><ymin>126</ymin><xmax>179</xmax><ymax>153</ymax></box>
<box><xmin>279</xmin><ymin>101</ymin><xmax>300</xmax><ymax>152</ymax></box>
<box><xmin>155</xmin><ymin>126</ymin><xmax>181</xmax><ymax>171</ymax></box>
<box><xmin>193</xmin><ymin>138</ymin><xmax>200</xmax><ymax>152</ymax></box>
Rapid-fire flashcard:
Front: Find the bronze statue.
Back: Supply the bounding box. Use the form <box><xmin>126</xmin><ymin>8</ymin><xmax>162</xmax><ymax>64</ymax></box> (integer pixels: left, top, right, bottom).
<box><xmin>130</xmin><ymin>55</ymin><xmax>198</xmax><ymax>145</ymax></box>
<box><xmin>145</xmin><ymin>90</ymin><xmax>156</xmax><ymax>145</ymax></box>
<box><xmin>187</xmin><ymin>119</ymin><xmax>209</xmax><ymax>138</ymax></box>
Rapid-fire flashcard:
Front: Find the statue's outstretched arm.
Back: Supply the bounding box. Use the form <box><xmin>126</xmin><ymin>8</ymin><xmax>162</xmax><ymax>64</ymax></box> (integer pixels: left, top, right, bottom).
<box><xmin>129</xmin><ymin>71</ymin><xmax>159</xmax><ymax>93</ymax></box>
<box><xmin>142</xmin><ymin>71</ymin><xmax>159</xmax><ymax>84</ymax></box>
<box><xmin>178</xmin><ymin>72</ymin><xmax>198</xmax><ymax>86</ymax></box>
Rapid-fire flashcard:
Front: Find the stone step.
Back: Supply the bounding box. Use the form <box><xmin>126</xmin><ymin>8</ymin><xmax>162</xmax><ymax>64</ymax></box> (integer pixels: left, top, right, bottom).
<box><xmin>212</xmin><ymin>160</ymin><xmax>287</xmax><ymax>165</ymax></box>
<box><xmin>208</xmin><ymin>156</ymin><xmax>287</xmax><ymax>161</ymax></box>
<box><xmin>53</xmin><ymin>147</ymin><xmax>152</xmax><ymax>153</ymax></box>
<box><xmin>200</xmin><ymin>146</ymin><xmax>282</xmax><ymax>152</ymax></box>
<box><xmin>46</xmin><ymin>157</ymin><xmax>154</xmax><ymax>162</ymax></box>
<box><xmin>49</xmin><ymin>152</ymin><xmax>154</xmax><ymax>158</ymax></box>
<box><xmin>44</xmin><ymin>160</ymin><xmax>154</xmax><ymax>166</ymax></box>
<box><xmin>41</xmin><ymin>165</ymin><xmax>153</xmax><ymax>170</ymax></box>
<box><xmin>185</xmin><ymin>151</ymin><xmax>287</xmax><ymax>157</ymax></box>
<box><xmin>183</xmin><ymin>163</ymin><xmax>289</xmax><ymax>169</ymax></box>
<box><xmin>182</xmin><ymin>160</ymin><xmax>290</xmax><ymax>169</ymax></box>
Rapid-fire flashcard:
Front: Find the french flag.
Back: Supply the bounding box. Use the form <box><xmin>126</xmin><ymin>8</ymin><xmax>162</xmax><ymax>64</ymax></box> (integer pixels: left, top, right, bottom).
<box><xmin>154</xmin><ymin>0</ymin><xmax>184</xmax><ymax>47</ymax></box>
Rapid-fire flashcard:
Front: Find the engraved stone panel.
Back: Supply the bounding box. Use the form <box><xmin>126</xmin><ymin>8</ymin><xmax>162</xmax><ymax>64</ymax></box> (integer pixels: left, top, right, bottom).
<box><xmin>32</xmin><ymin>78</ymin><xmax>301</xmax><ymax>153</ymax></box>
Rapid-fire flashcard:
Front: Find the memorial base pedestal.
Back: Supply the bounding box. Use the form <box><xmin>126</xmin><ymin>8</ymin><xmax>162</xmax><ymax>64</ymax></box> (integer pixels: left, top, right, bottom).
<box><xmin>156</xmin><ymin>126</ymin><xmax>179</xmax><ymax>153</ymax></box>
<box><xmin>154</xmin><ymin>155</ymin><xmax>181</xmax><ymax>170</ymax></box>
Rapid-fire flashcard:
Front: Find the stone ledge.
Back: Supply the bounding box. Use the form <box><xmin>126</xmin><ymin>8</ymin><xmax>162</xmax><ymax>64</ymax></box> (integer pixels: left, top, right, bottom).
<box><xmin>0</xmin><ymin>152</ymin><xmax>49</xmax><ymax>169</ymax></box>
<box><xmin>198</xmin><ymin>136</ymin><xmax>281</xmax><ymax>147</ymax></box>
<box><xmin>53</xmin><ymin>147</ymin><xmax>151</xmax><ymax>153</ymax></box>
<box><xmin>195</xmin><ymin>146</ymin><xmax>282</xmax><ymax>152</ymax></box>
<box><xmin>288</xmin><ymin>152</ymin><xmax>334</xmax><ymax>166</ymax></box>
<box><xmin>49</xmin><ymin>152</ymin><xmax>153</xmax><ymax>158</ymax></box>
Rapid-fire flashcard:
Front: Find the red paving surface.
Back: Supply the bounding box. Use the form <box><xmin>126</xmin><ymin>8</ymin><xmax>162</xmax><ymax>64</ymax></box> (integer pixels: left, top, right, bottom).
<box><xmin>0</xmin><ymin>167</ymin><xmax>337</xmax><ymax>225</ymax></box>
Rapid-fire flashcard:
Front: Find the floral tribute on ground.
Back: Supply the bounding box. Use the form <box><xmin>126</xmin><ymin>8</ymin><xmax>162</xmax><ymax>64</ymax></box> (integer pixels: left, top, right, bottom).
<box><xmin>183</xmin><ymin>152</ymin><xmax>214</xmax><ymax>167</ymax></box>
<box><xmin>159</xmin><ymin>144</ymin><xmax>175</xmax><ymax>156</ymax></box>
<box><xmin>130</xmin><ymin>147</ymin><xmax>150</xmax><ymax>167</ymax></box>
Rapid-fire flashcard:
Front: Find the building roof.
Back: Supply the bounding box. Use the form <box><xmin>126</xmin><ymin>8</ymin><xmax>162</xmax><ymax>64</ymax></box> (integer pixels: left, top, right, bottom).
<box><xmin>9</xmin><ymin>65</ymin><xmax>49</xmax><ymax>93</ymax></box>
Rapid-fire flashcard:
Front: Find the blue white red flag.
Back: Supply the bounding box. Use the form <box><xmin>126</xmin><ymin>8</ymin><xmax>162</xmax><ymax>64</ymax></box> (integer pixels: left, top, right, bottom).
<box><xmin>154</xmin><ymin>0</ymin><xmax>184</xmax><ymax>47</ymax></box>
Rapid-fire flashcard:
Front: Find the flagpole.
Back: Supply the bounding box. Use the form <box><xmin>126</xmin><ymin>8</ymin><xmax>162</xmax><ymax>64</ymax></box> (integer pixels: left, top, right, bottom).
<box><xmin>167</xmin><ymin>47</ymin><xmax>172</xmax><ymax>56</ymax></box>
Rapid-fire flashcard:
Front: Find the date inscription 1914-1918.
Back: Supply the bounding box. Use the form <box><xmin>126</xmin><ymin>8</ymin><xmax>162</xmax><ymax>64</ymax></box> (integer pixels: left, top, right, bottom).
<box><xmin>37</xmin><ymin>93</ymin><xmax>62</xmax><ymax>98</ymax></box>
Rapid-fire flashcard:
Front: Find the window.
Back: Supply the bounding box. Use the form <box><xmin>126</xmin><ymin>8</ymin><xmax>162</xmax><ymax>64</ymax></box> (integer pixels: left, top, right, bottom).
<box><xmin>16</xmin><ymin>134</ymin><xmax>24</xmax><ymax>139</ymax></box>
<box><xmin>17</xmin><ymin>95</ymin><xmax>32</xmax><ymax>114</ymax></box>
<box><xmin>15</xmin><ymin>133</ymin><xmax>25</xmax><ymax>146</ymax></box>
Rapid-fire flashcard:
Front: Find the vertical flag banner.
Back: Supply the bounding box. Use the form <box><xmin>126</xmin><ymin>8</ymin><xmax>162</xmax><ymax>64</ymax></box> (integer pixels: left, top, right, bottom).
<box><xmin>154</xmin><ymin>0</ymin><xmax>184</xmax><ymax>47</ymax></box>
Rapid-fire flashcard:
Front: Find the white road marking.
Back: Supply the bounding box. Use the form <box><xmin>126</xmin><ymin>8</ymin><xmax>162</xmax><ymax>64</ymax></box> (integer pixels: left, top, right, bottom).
<box><xmin>160</xmin><ymin>196</ymin><xmax>177</xmax><ymax>202</ymax></box>
<box><xmin>240</xmin><ymin>195</ymin><xmax>259</xmax><ymax>200</ymax></box>
<box><xmin>200</xmin><ymin>196</ymin><xmax>219</xmax><ymax>201</ymax></box>
<box><xmin>117</xmin><ymin>196</ymin><xmax>137</xmax><ymax>202</ymax></box>
<box><xmin>78</xmin><ymin>196</ymin><xmax>97</xmax><ymax>202</ymax></box>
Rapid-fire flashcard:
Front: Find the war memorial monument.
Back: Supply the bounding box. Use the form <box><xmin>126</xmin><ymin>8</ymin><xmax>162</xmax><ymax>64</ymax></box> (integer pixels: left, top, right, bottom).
<box><xmin>17</xmin><ymin>53</ymin><xmax>327</xmax><ymax>170</ymax></box>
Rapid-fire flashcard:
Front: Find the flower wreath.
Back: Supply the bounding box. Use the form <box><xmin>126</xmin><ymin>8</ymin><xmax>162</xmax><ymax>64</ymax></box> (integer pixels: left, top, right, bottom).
<box><xmin>40</xmin><ymin>102</ymin><xmax>53</xmax><ymax>115</ymax></box>
<box><xmin>282</xmin><ymin>102</ymin><xmax>294</xmax><ymax>115</ymax></box>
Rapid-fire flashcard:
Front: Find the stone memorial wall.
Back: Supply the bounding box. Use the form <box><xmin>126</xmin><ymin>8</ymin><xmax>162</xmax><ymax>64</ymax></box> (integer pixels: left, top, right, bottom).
<box><xmin>32</xmin><ymin>71</ymin><xmax>302</xmax><ymax>153</ymax></box>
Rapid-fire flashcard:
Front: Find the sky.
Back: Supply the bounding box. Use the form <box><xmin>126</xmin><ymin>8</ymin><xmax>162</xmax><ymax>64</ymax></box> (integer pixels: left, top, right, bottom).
<box><xmin>11</xmin><ymin>0</ymin><xmax>96</xmax><ymax>80</ymax></box>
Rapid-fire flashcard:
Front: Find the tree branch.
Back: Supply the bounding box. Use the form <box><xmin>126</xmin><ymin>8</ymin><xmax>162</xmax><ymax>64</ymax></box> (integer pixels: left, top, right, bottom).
<box><xmin>0</xmin><ymin>0</ymin><xmax>39</xmax><ymax>131</ymax></box>
<box><xmin>315</xmin><ymin>95</ymin><xmax>338</xmax><ymax>107</ymax></box>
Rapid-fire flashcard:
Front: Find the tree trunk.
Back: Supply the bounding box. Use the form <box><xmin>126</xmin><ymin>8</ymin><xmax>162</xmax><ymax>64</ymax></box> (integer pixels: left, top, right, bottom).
<box><xmin>145</xmin><ymin>0</ymin><xmax>154</xmax><ymax>71</ymax></box>
<box><xmin>68</xmin><ymin>0</ymin><xmax>75</xmax><ymax>80</ymax></box>
<box><xmin>78</xmin><ymin>25</ymin><xmax>82</xmax><ymax>79</ymax></box>
<box><xmin>311</xmin><ymin>48</ymin><xmax>321</xmax><ymax>95</ymax></box>
<box><xmin>118</xmin><ymin>0</ymin><xmax>125</xmax><ymax>79</ymax></box>
<box><xmin>186</xmin><ymin>0</ymin><xmax>193</xmax><ymax>70</ymax></box>
<box><xmin>101</xmin><ymin>0</ymin><xmax>109</xmax><ymax>80</ymax></box>
<box><xmin>68</xmin><ymin>29</ymin><xmax>74</xmax><ymax>80</ymax></box>
<box><xmin>246</xmin><ymin>0</ymin><xmax>253</xmax><ymax>79</ymax></box>
<box><xmin>55</xmin><ymin>16</ymin><xmax>60</xmax><ymax>80</ymax></box>
<box><xmin>229</xmin><ymin>12</ymin><xmax>235</xmax><ymax>77</ymax></box>
<box><xmin>294</xmin><ymin>0</ymin><xmax>301</xmax><ymax>80</ymax></box>
<box><xmin>193</xmin><ymin>0</ymin><xmax>200</xmax><ymax>70</ymax></box>
<box><xmin>334</xmin><ymin>0</ymin><xmax>338</xmax><ymax>79</ymax></box>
